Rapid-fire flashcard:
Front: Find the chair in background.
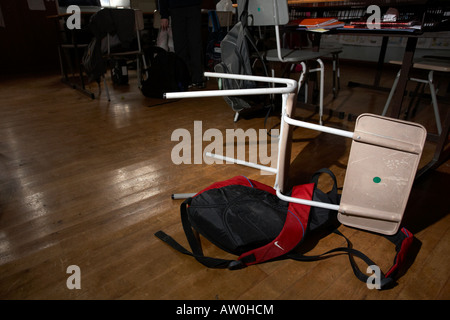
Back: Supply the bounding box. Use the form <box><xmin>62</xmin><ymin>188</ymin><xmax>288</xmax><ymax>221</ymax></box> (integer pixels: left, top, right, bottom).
<box><xmin>206</xmin><ymin>10</ymin><xmax>235</xmax><ymax>73</ymax></box>
<box><xmin>239</xmin><ymin>0</ymin><xmax>330</xmax><ymax>125</ymax></box>
<box><xmin>316</xmin><ymin>44</ymin><xmax>343</xmax><ymax>99</ymax></box>
<box><xmin>382</xmin><ymin>57</ymin><xmax>450</xmax><ymax>135</ymax></box>
<box><xmin>105</xmin><ymin>8</ymin><xmax>148</xmax><ymax>99</ymax></box>
<box><xmin>280</xmin><ymin>30</ymin><xmax>343</xmax><ymax>100</ymax></box>
<box><xmin>88</xmin><ymin>8</ymin><xmax>148</xmax><ymax>101</ymax></box>
<box><xmin>55</xmin><ymin>13</ymin><xmax>97</xmax><ymax>99</ymax></box>
<box><xmin>209</xmin><ymin>10</ymin><xmax>234</xmax><ymax>32</ymax></box>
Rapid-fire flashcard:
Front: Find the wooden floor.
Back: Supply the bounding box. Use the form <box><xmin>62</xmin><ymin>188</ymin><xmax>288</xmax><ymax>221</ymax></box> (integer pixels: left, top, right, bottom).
<box><xmin>0</xmin><ymin>60</ymin><xmax>449</xmax><ymax>300</ymax></box>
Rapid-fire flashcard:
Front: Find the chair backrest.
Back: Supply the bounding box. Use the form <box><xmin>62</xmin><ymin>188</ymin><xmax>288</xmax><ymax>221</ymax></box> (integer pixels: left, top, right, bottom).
<box><xmin>237</xmin><ymin>0</ymin><xmax>289</xmax><ymax>63</ymax></box>
<box><xmin>208</xmin><ymin>11</ymin><xmax>234</xmax><ymax>29</ymax></box>
<box><xmin>237</xmin><ymin>0</ymin><xmax>289</xmax><ymax>27</ymax></box>
<box><xmin>134</xmin><ymin>9</ymin><xmax>144</xmax><ymax>31</ymax></box>
<box><xmin>102</xmin><ymin>8</ymin><xmax>143</xmax><ymax>54</ymax></box>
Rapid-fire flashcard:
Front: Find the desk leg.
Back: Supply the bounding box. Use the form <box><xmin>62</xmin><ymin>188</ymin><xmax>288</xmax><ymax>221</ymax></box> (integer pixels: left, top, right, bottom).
<box><xmin>416</xmin><ymin>109</ymin><xmax>450</xmax><ymax>179</ymax></box>
<box><xmin>348</xmin><ymin>36</ymin><xmax>390</xmax><ymax>92</ymax></box>
<box><xmin>389</xmin><ymin>36</ymin><xmax>418</xmax><ymax>119</ymax></box>
<box><xmin>311</xmin><ymin>33</ymin><xmax>321</xmax><ymax>52</ymax></box>
<box><xmin>59</xmin><ymin>44</ymin><xmax>96</xmax><ymax>100</ymax></box>
<box><xmin>373</xmin><ymin>36</ymin><xmax>389</xmax><ymax>87</ymax></box>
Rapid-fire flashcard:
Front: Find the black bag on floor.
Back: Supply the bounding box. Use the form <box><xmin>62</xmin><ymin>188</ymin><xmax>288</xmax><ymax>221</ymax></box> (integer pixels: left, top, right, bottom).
<box><xmin>141</xmin><ymin>47</ymin><xmax>190</xmax><ymax>99</ymax></box>
<box><xmin>155</xmin><ymin>169</ymin><xmax>415</xmax><ymax>290</ymax></box>
<box><xmin>111</xmin><ymin>59</ymin><xmax>129</xmax><ymax>85</ymax></box>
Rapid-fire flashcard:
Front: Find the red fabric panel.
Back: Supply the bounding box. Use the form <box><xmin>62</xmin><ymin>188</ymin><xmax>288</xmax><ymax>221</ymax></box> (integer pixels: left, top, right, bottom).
<box><xmin>385</xmin><ymin>228</ymin><xmax>414</xmax><ymax>278</ymax></box>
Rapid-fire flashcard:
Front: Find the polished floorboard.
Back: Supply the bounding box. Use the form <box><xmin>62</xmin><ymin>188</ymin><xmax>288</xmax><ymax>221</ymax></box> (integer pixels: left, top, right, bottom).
<box><xmin>0</xmin><ymin>60</ymin><xmax>449</xmax><ymax>300</ymax></box>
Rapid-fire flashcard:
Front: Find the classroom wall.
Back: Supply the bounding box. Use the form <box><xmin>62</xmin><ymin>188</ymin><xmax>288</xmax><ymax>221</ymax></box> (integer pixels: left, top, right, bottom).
<box><xmin>0</xmin><ymin>0</ymin><xmax>60</xmax><ymax>74</ymax></box>
<box><xmin>0</xmin><ymin>0</ymin><xmax>218</xmax><ymax>75</ymax></box>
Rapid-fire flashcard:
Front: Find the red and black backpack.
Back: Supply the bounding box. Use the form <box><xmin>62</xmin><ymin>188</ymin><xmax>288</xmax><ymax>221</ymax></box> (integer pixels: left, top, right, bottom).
<box><xmin>155</xmin><ymin>169</ymin><xmax>414</xmax><ymax>290</ymax></box>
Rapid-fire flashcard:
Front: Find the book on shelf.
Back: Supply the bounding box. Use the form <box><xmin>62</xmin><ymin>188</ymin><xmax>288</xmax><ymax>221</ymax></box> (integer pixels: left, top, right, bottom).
<box><xmin>289</xmin><ymin>17</ymin><xmax>346</xmax><ymax>29</ymax></box>
<box><xmin>349</xmin><ymin>20</ymin><xmax>422</xmax><ymax>30</ymax></box>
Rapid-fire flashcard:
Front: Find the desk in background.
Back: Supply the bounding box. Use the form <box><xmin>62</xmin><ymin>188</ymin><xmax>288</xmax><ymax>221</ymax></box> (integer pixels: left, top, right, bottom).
<box><xmin>286</xmin><ymin>0</ymin><xmax>450</xmax><ymax>178</ymax></box>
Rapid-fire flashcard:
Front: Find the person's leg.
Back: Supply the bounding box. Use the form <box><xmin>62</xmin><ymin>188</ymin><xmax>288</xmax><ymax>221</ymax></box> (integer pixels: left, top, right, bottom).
<box><xmin>185</xmin><ymin>5</ymin><xmax>204</xmax><ymax>84</ymax></box>
<box><xmin>170</xmin><ymin>8</ymin><xmax>191</xmax><ymax>78</ymax></box>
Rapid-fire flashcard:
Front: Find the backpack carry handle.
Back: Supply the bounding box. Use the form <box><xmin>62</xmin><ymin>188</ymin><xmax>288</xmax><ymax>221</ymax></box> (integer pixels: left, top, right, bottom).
<box><xmin>310</xmin><ymin>168</ymin><xmax>340</xmax><ymax>204</ymax></box>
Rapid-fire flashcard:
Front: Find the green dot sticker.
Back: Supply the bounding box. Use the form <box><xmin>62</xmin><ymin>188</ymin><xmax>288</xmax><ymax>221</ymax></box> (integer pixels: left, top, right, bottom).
<box><xmin>373</xmin><ymin>177</ymin><xmax>381</xmax><ymax>183</ymax></box>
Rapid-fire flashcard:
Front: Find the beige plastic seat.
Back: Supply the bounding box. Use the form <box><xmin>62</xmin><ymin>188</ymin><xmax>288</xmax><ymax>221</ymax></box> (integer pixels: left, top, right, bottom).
<box><xmin>275</xmin><ymin>89</ymin><xmax>426</xmax><ymax>235</ymax></box>
<box><xmin>337</xmin><ymin>114</ymin><xmax>427</xmax><ymax>235</ymax></box>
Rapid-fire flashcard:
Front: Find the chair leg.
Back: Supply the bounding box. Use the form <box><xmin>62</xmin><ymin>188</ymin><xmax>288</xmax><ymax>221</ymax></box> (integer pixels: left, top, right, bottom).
<box><xmin>234</xmin><ymin>112</ymin><xmax>240</xmax><ymax>123</ymax></box>
<box><xmin>332</xmin><ymin>52</ymin><xmax>341</xmax><ymax>98</ymax></box>
<box><xmin>332</xmin><ymin>54</ymin><xmax>337</xmax><ymax>99</ymax></box>
<box><xmin>428</xmin><ymin>70</ymin><xmax>442</xmax><ymax>135</ymax></box>
<box><xmin>296</xmin><ymin>62</ymin><xmax>307</xmax><ymax>95</ymax></box>
<box><xmin>336</xmin><ymin>53</ymin><xmax>341</xmax><ymax>91</ymax></box>
<box><xmin>271</xmin><ymin>68</ymin><xmax>276</xmax><ymax>102</ymax></box>
<box><xmin>304</xmin><ymin>81</ymin><xmax>308</xmax><ymax>104</ymax></box>
<box><xmin>316</xmin><ymin>58</ymin><xmax>324</xmax><ymax>125</ymax></box>
<box><xmin>136</xmin><ymin>55</ymin><xmax>141</xmax><ymax>89</ymax></box>
<box><xmin>405</xmin><ymin>81</ymin><xmax>423</xmax><ymax>120</ymax></box>
<box><xmin>382</xmin><ymin>69</ymin><xmax>401</xmax><ymax>116</ymax></box>
<box><xmin>138</xmin><ymin>53</ymin><xmax>148</xmax><ymax>88</ymax></box>
<box><xmin>301</xmin><ymin>59</ymin><xmax>324</xmax><ymax>125</ymax></box>
<box><xmin>103</xmin><ymin>76</ymin><xmax>110</xmax><ymax>102</ymax></box>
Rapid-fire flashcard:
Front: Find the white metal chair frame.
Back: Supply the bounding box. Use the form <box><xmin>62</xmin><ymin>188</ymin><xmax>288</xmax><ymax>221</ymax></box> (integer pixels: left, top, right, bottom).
<box><xmin>167</xmin><ymin>71</ymin><xmax>318</xmax><ymax>199</ymax></box>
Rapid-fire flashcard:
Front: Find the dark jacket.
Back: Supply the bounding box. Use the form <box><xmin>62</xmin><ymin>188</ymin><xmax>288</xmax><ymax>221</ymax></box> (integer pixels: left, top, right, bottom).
<box><xmin>158</xmin><ymin>0</ymin><xmax>202</xmax><ymax>19</ymax></box>
<box><xmin>88</xmin><ymin>8</ymin><xmax>135</xmax><ymax>47</ymax></box>
<box><xmin>83</xmin><ymin>8</ymin><xmax>136</xmax><ymax>82</ymax></box>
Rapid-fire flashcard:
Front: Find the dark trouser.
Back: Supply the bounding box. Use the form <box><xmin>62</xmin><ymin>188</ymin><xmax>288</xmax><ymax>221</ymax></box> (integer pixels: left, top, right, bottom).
<box><xmin>170</xmin><ymin>5</ymin><xmax>204</xmax><ymax>83</ymax></box>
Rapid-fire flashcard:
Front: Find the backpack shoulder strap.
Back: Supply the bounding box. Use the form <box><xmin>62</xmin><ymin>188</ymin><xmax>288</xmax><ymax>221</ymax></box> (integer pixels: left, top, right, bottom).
<box><xmin>155</xmin><ymin>198</ymin><xmax>234</xmax><ymax>269</ymax></box>
<box><xmin>384</xmin><ymin>227</ymin><xmax>414</xmax><ymax>278</ymax></box>
<box><xmin>288</xmin><ymin>227</ymin><xmax>414</xmax><ymax>290</ymax></box>
<box><xmin>345</xmin><ymin>227</ymin><xmax>414</xmax><ymax>289</ymax></box>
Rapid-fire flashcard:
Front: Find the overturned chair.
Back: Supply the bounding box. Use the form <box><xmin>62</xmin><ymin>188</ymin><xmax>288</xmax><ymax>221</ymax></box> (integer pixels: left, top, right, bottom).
<box><xmin>166</xmin><ymin>71</ymin><xmax>426</xmax><ymax>236</ymax></box>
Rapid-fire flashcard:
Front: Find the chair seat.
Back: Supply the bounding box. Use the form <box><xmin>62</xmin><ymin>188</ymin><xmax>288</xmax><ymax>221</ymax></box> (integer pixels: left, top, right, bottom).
<box><xmin>265</xmin><ymin>48</ymin><xmax>326</xmax><ymax>63</ymax></box>
<box><xmin>319</xmin><ymin>46</ymin><xmax>343</xmax><ymax>55</ymax></box>
<box><xmin>390</xmin><ymin>58</ymin><xmax>450</xmax><ymax>72</ymax></box>
<box><xmin>301</xmin><ymin>47</ymin><xmax>343</xmax><ymax>56</ymax></box>
<box><xmin>61</xmin><ymin>44</ymin><xmax>89</xmax><ymax>49</ymax></box>
<box><xmin>108</xmin><ymin>50</ymin><xmax>142</xmax><ymax>57</ymax></box>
